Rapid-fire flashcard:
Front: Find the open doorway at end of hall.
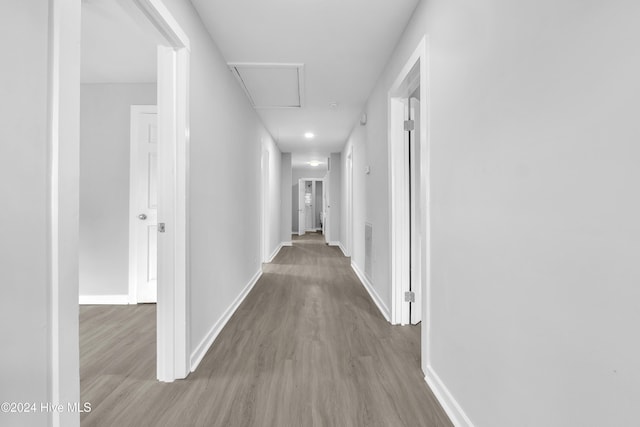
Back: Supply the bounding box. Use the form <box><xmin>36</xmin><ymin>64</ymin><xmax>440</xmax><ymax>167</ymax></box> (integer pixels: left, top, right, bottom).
<box><xmin>293</xmin><ymin>178</ymin><xmax>326</xmax><ymax>238</ymax></box>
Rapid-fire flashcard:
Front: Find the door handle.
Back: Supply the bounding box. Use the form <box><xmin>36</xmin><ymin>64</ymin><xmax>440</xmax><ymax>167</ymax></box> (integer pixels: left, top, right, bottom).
<box><xmin>138</xmin><ymin>214</ymin><xmax>147</xmax><ymax>220</ymax></box>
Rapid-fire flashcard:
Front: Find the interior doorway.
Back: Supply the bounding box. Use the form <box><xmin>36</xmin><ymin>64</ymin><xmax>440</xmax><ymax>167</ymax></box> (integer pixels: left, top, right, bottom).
<box><xmin>388</xmin><ymin>37</ymin><xmax>429</xmax><ymax>374</ymax></box>
<box><xmin>74</xmin><ymin>0</ymin><xmax>191</xmax><ymax>386</ymax></box>
<box><xmin>297</xmin><ymin>178</ymin><xmax>326</xmax><ymax>236</ymax></box>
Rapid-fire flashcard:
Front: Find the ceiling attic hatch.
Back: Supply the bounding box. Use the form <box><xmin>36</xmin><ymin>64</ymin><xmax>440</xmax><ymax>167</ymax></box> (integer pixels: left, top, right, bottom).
<box><xmin>229</xmin><ymin>63</ymin><xmax>305</xmax><ymax>109</ymax></box>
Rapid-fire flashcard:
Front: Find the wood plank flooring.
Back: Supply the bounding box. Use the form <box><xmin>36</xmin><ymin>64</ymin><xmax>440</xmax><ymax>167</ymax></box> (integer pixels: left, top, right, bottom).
<box><xmin>80</xmin><ymin>232</ymin><xmax>453</xmax><ymax>426</ymax></box>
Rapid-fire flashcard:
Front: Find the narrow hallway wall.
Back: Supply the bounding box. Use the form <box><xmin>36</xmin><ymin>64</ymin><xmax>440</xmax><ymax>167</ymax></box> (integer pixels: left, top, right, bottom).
<box><xmin>161</xmin><ymin>0</ymin><xmax>281</xmax><ymax>369</ymax></box>
<box><xmin>344</xmin><ymin>0</ymin><xmax>640</xmax><ymax>425</ymax></box>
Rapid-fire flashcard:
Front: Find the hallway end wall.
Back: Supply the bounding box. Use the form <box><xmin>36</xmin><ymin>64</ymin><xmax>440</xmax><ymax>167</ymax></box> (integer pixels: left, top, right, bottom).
<box><xmin>291</xmin><ymin>167</ymin><xmax>327</xmax><ymax>234</ymax></box>
<box><xmin>346</xmin><ymin>0</ymin><xmax>640</xmax><ymax>426</ymax></box>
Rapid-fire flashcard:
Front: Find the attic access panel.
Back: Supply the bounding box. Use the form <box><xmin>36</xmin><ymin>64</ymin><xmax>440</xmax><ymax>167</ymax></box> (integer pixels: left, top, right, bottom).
<box><xmin>229</xmin><ymin>63</ymin><xmax>305</xmax><ymax>108</ymax></box>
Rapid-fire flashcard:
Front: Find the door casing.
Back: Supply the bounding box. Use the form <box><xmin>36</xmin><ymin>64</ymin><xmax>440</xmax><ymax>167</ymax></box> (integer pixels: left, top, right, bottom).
<box><xmin>388</xmin><ymin>36</ymin><xmax>430</xmax><ymax>375</ymax></box>
<box><xmin>50</xmin><ymin>4</ymin><xmax>192</xmax><ymax>414</ymax></box>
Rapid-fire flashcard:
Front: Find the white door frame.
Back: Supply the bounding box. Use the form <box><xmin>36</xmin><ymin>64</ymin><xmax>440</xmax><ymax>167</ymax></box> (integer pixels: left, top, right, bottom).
<box><xmin>387</xmin><ymin>36</ymin><xmax>430</xmax><ymax>372</ymax></box>
<box><xmin>52</xmin><ymin>0</ymin><xmax>191</xmax><ymax>399</ymax></box>
<box><xmin>346</xmin><ymin>148</ymin><xmax>353</xmax><ymax>257</ymax></box>
<box><xmin>140</xmin><ymin>0</ymin><xmax>191</xmax><ymax>383</ymax></box>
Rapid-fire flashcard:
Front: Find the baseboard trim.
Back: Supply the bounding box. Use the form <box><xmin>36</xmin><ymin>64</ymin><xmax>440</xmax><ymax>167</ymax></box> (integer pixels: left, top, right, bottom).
<box><xmin>281</xmin><ymin>241</ymin><xmax>293</xmax><ymax>247</ymax></box>
<box><xmin>267</xmin><ymin>243</ymin><xmax>284</xmax><ymax>263</ymax></box>
<box><xmin>425</xmin><ymin>366</ymin><xmax>474</xmax><ymax>427</ymax></box>
<box><xmin>79</xmin><ymin>294</ymin><xmax>129</xmax><ymax>305</ymax></box>
<box><xmin>337</xmin><ymin>242</ymin><xmax>348</xmax><ymax>257</ymax></box>
<box><xmin>190</xmin><ymin>269</ymin><xmax>263</xmax><ymax>372</ymax></box>
<box><xmin>351</xmin><ymin>262</ymin><xmax>390</xmax><ymax>321</ymax></box>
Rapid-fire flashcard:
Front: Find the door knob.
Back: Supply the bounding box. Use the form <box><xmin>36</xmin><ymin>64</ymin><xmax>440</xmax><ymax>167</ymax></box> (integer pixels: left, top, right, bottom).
<box><xmin>138</xmin><ymin>214</ymin><xmax>147</xmax><ymax>220</ymax></box>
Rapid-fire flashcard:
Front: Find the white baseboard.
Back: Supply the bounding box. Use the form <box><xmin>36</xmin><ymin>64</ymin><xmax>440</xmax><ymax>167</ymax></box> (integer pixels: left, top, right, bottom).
<box><xmin>425</xmin><ymin>366</ymin><xmax>474</xmax><ymax>427</ymax></box>
<box><xmin>337</xmin><ymin>242</ymin><xmax>348</xmax><ymax>257</ymax></box>
<box><xmin>190</xmin><ymin>269</ymin><xmax>262</xmax><ymax>372</ymax></box>
<box><xmin>281</xmin><ymin>241</ymin><xmax>293</xmax><ymax>247</ymax></box>
<box><xmin>79</xmin><ymin>294</ymin><xmax>130</xmax><ymax>305</ymax></box>
<box><xmin>267</xmin><ymin>243</ymin><xmax>284</xmax><ymax>263</ymax></box>
<box><xmin>350</xmin><ymin>262</ymin><xmax>390</xmax><ymax>321</ymax></box>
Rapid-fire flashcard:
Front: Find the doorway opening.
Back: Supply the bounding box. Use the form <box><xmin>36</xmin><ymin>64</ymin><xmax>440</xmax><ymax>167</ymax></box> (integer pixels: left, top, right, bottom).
<box><xmin>296</xmin><ymin>178</ymin><xmax>327</xmax><ymax>237</ymax></box>
<box><xmin>388</xmin><ymin>37</ymin><xmax>429</xmax><ymax>375</ymax></box>
<box><xmin>71</xmin><ymin>0</ymin><xmax>190</xmax><ymax>392</ymax></box>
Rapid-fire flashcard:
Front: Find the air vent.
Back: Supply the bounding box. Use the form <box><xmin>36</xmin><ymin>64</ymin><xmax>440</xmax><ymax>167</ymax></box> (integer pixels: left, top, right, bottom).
<box><xmin>229</xmin><ymin>62</ymin><xmax>305</xmax><ymax>109</ymax></box>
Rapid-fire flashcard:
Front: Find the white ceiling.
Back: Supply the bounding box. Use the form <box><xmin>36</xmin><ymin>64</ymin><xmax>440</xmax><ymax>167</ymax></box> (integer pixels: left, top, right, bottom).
<box><xmin>81</xmin><ymin>0</ymin><xmax>161</xmax><ymax>83</ymax></box>
<box><xmin>191</xmin><ymin>0</ymin><xmax>419</xmax><ymax>156</ymax></box>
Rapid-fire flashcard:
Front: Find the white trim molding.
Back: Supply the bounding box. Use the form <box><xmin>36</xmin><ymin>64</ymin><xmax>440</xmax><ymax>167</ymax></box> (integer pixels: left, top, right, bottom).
<box><xmin>190</xmin><ymin>269</ymin><xmax>262</xmax><ymax>371</ymax></box>
<box><xmin>425</xmin><ymin>367</ymin><xmax>475</xmax><ymax>427</ymax></box>
<box><xmin>351</xmin><ymin>262</ymin><xmax>390</xmax><ymax>321</ymax></box>
<box><xmin>267</xmin><ymin>243</ymin><xmax>284</xmax><ymax>263</ymax></box>
<box><xmin>337</xmin><ymin>242</ymin><xmax>348</xmax><ymax>257</ymax></box>
<box><xmin>281</xmin><ymin>241</ymin><xmax>293</xmax><ymax>247</ymax></box>
<box><xmin>388</xmin><ymin>36</ymin><xmax>429</xmax><ymax>327</ymax></box>
<box><xmin>79</xmin><ymin>295</ymin><xmax>129</xmax><ymax>305</ymax></box>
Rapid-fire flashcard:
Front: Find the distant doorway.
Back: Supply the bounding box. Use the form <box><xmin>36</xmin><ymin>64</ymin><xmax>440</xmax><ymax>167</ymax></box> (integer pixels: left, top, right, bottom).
<box><xmin>297</xmin><ymin>178</ymin><xmax>326</xmax><ymax>236</ymax></box>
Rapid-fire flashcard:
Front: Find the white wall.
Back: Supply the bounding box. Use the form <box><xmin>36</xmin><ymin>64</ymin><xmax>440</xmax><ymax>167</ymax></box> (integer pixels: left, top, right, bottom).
<box><xmin>0</xmin><ymin>3</ymin><xmax>52</xmax><ymax>426</ymax></box>
<box><xmin>344</xmin><ymin>0</ymin><xmax>640</xmax><ymax>425</ymax></box>
<box><xmin>159</xmin><ymin>0</ymin><xmax>280</xmax><ymax>364</ymax></box>
<box><xmin>80</xmin><ymin>83</ymin><xmax>156</xmax><ymax>297</ymax></box>
<box><xmin>280</xmin><ymin>153</ymin><xmax>292</xmax><ymax>243</ymax></box>
<box><xmin>1</xmin><ymin>1</ymin><xmax>81</xmax><ymax>425</ymax></box>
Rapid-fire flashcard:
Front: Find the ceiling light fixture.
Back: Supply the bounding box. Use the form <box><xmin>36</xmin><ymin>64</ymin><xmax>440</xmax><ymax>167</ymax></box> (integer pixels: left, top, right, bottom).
<box><xmin>308</xmin><ymin>161</ymin><xmax>321</xmax><ymax>167</ymax></box>
<box><xmin>304</xmin><ymin>132</ymin><xmax>314</xmax><ymax>139</ymax></box>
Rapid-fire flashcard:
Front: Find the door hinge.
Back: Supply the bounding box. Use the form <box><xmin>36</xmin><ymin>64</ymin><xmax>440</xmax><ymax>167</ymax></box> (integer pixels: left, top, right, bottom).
<box><xmin>158</xmin><ymin>223</ymin><xmax>166</xmax><ymax>233</ymax></box>
<box><xmin>404</xmin><ymin>291</ymin><xmax>415</xmax><ymax>303</ymax></box>
<box><xmin>404</xmin><ymin>120</ymin><xmax>415</xmax><ymax>131</ymax></box>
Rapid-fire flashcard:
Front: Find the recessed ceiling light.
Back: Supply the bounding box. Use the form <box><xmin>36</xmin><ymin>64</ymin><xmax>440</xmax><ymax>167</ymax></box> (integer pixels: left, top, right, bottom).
<box><xmin>308</xmin><ymin>161</ymin><xmax>321</xmax><ymax>167</ymax></box>
<box><xmin>329</xmin><ymin>102</ymin><xmax>339</xmax><ymax>109</ymax></box>
<box><xmin>304</xmin><ymin>132</ymin><xmax>314</xmax><ymax>139</ymax></box>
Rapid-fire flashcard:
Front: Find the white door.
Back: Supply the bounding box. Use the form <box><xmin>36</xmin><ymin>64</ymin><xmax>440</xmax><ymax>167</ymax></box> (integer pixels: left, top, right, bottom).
<box><xmin>129</xmin><ymin>106</ymin><xmax>158</xmax><ymax>303</ymax></box>
<box><xmin>409</xmin><ymin>96</ymin><xmax>422</xmax><ymax>324</ymax></box>
<box><xmin>298</xmin><ymin>179</ymin><xmax>306</xmax><ymax>235</ymax></box>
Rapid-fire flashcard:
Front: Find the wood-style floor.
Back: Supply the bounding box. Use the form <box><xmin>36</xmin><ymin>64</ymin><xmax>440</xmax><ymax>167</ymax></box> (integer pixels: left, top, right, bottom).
<box><xmin>80</xmin><ymin>232</ymin><xmax>453</xmax><ymax>426</ymax></box>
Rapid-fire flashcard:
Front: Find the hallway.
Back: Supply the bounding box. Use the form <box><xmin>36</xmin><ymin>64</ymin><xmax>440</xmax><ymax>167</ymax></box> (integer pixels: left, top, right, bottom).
<box><xmin>80</xmin><ymin>233</ymin><xmax>452</xmax><ymax>426</ymax></box>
